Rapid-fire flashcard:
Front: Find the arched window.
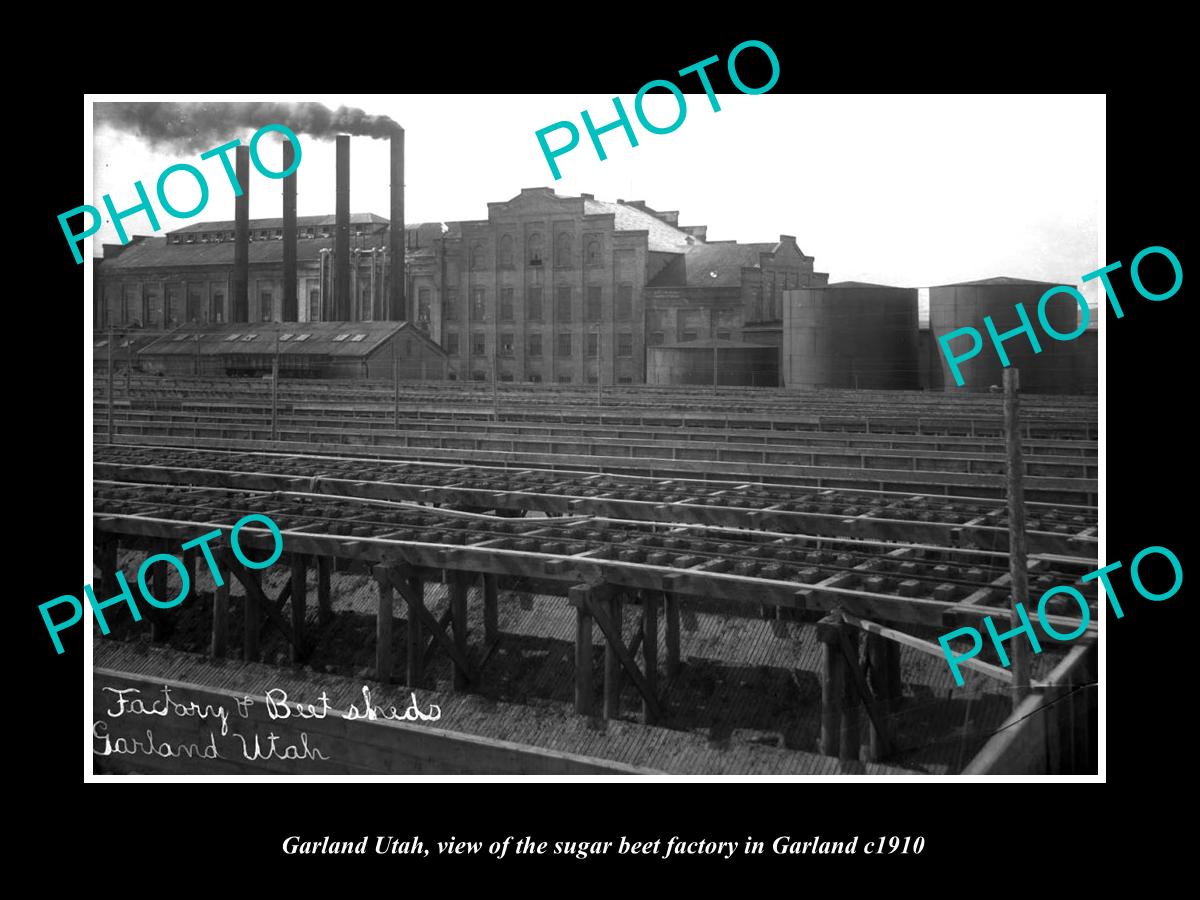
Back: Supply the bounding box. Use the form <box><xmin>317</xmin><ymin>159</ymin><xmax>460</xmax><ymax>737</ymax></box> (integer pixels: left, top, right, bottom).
<box><xmin>556</xmin><ymin>233</ymin><xmax>572</xmax><ymax>267</ymax></box>
<box><xmin>498</xmin><ymin>234</ymin><xmax>514</xmax><ymax>267</ymax></box>
<box><xmin>586</xmin><ymin>240</ymin><xmax>600</xmax><ymax>266</ymax></box>
<box><xmin>528</xmin><ymin>233</ymin><xmax>543</xmax><ymax>266</ymax></box>
<box><xmin>470</xmin><ymin>241</ymin><xmax>484</xmax><ymax>270</ymax></box>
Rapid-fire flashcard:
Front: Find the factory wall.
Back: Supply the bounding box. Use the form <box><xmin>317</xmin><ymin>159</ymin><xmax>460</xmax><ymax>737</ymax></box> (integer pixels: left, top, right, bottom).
<box><xmin>781</xmin><ymin>285</ymin><xmax>919</xmax><ymax>389</ymax></box>
<box><xmin>646</xmin><ymin>343</ymin><xmax>779</xmax><ymax>387</ymax></box>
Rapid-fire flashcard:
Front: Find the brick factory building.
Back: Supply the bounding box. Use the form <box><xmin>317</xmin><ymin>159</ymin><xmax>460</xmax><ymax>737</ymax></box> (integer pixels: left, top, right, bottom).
<box><xmin>95</xmin><ymin>187</ymin><xmax>828</xmax><ymax>386</ymax></box>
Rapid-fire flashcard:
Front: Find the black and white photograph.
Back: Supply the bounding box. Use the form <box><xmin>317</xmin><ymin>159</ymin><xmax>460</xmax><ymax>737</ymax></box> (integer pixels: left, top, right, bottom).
<box><xmin>73</xmin><ymin>90</ymin><xmax>1116</xmax><ymax>781</ymax></box>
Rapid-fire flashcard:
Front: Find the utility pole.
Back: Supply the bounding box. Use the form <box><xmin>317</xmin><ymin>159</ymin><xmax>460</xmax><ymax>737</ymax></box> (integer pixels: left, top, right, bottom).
<box><xmin>1003</xmin><ymin>368</ymin><xmax>1031</xmax><ymax>703</ymax></box>
<box><xmin>107</xmin><ymin>323</ymin><xmax>114</xmax><ymax>444</ymax></box>
<box><xmin>492</xmin><ymin>348</ymin><xmax>499</xmax><ymax>422</ymax></box>
<box><xmin>393</xmin><ymin>334</ymin><xmax>400</xmax><ymax>431</ymax></box>
<box><xmin>596</xmin><ymin>322</ymin><xmax>602</xmax><ymax>408</ymax></box>
<box><xmin>271</xmin><ymin>329</ymin><xmax>280</xmax><ymax>441</ymax></box>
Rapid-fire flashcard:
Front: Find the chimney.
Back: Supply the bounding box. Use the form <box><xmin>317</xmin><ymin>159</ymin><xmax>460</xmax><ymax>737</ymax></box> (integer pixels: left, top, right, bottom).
<box><xmin>334</xmin><ymin>134</ymin><xmax>351</xmax><ymax>322</ymax></box>
<box><xmin>389</xmin><ymin>127</ymin><xmax>405</xmax><ymax>321</ymax></box>
<box><xmin>232</xmin><ymin>145</ymin><xmax>250</xmax><ymax>323</ymax></box>
<box><xmin>282</xmin><ymin>139</ymin><xmax>298</xmax><ymax>321</ymax></box>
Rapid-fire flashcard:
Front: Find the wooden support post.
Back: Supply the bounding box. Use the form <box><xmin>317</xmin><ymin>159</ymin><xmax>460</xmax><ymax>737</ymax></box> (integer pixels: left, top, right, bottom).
<box><xmin>243</xmin><ymin>569</ymin><xmax>260</xmax><ymax>663</ymax></box>
<box><xmin>402</xmin><ymin>572</ymin><xmax>425</xmax><ymax>687</ymax></box>
<box><xmin>316</xmin><ymin>556</ymin><xmax>332</xmax><ymax>623</ymax></box>
<box><xmin>818</xmin><ymin>615</ymin><xmax>844</xmax><ymax>757</ymax></box>
<box><xmin>641</xmin><ymin>592</ymin><xmax>659</xmax><ymax>724</ymax></box>
<box><xmin>450</xmin><ymin>572</ymin><xmax>469</xmax><ymax>691</ymax></box>
<box><xmin>148</xmin><ymin>543</ymin><xmax>174</xmax><ymax>643</ymax></box>
<box><xmin>886</xmin><ymin>640</ymin><xmax>902</xmax><ymax>704</ymax></box>
<box><xmin>840</xmin><ymin>625</ymin><xmax>861</xmax><ymax>762</ymax></box>
<box><xmin>96</xmin><ymin>535</ymin><xmax>118</xmax><ymax>596</ymax></box>
<box><xmin>482</xmin><ymin>573</ymin><xmax>498</xmax><ymax>643</ymax></box>
<box><xmin>573</xmin><ymin>594</ymin><xmax>594</xmax><ymax>716</ymax></box>
<box><xmin>374</xmin><ymin>567</ymin><xmax>393</xmax><ymax>683</ymax></box>
<box><xmin>290</xmin><ymin>554</ymin><xmax>306</xmax><ymax>664</ymax></box>
<box><xmin>603</xmin><ymin>592</ymin><xmax>624</xmax><ymax>720</ymax></box>
<box><xmin>865</xmin><ymin>633</ymin><xmax>891</xmax><ymax>762</ymax></box>
<box><xmin>664</xmin><ymin>591</ymin><xmax>681</xmax><ymax>681</ymax></box>
<box><xmin>1003</xmin><ymin>368</ymin><xmax>1032</xmax><ymax>703</ymax></box>
<box><xmin>211</xmin><ymin>556</ymin><xmax>229</xmax><ymax>659</ymax></box>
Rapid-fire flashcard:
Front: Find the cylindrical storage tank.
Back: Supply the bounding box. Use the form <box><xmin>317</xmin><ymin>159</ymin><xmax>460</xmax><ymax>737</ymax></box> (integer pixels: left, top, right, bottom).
<box><xmin>782</xmin><ymin>282</ymin><xmax>919</xmax><ymax>389</ymax></box>
<box><xmin>928</xmin><ymin>277</ymin><xmax>1079</xmax><ymax>393</ymax></box>
<box><xmin>647</xmin><ymin>340</ymin><xmax>778</xmax><ymax>387</ymax></box>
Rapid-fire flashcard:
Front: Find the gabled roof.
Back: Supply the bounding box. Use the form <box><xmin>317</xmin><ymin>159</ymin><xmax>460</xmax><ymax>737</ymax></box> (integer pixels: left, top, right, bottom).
<box><xmin>172</xmin><ymin>213</ymin><xmax>389</xmax><ymax>233</ymax></box>
<box><xmin>135</xmin><ymin>321</ymin><xmax>443</xmax><ymax>359</ymax></box>
<box><xmin>581</xmin><ymin>198</ymin><xmax>696</xmax><ymax>252</ymax></box>
<box><xmin>930</xmin><ymin>275</ymin><xmax>1067</xmax><ymax>288</ymax></box>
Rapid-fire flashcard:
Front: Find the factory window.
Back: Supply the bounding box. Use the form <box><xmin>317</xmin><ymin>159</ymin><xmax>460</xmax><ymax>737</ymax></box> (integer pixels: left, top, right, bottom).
<box><xmin>557</xmin><ymin>333</ymin><xmax>572</xmax><ymax>357</ymax></box>
<box><xmin>473</xmin><ymin>371</ymin><xmax>486</xmax><ymax>382</ymax></box>
<box><xmin>556</xmin><ymin>233</ymin><xmax>572</xmax><ymax>267</ymax></box>
<box><xmin>308</xmin><ymin>290</ymin><xmax>319</xmax><ymax>321</ymax></box>
<box><xmin>171</xmin><ymin>334</ymin><xmax>190</xmax><ymax>343</ymax></box>
<box><xmin>470</xmin><ymin>241</ymin><xmax>484</xmax><ymax>270</ymax></box>
<box><xmin>418</xmin><ymin>288</ymin><xmax>431</xmax><ymax>324</ymax></box>
<box><xmin>681</xmin><ymin>330</ymin><xmax>698</xmax><ymax>342</ymax></box>
<box><xmin>529</xmin><ymin>334</ymin><xmax>543</xmax><ymax>358</ymax></box>
<box><xmin>527</xmin><ymin>287</ymin><xmax>543</xmax><ymax>321</ymax></box>
<box><xmin>446</xmin><ymin>332</ymin><xmax>459</xmax><ymax>355</ymax></box>
<box><xmin>586</xmin><ymin>286</ymin><xmax>602</xmax><ymax>323</ymax></box>
<box><xmin>260</xmin><ymin>292</ymin><xmax>273</xmax><ymax>321</ymax></box>
<box><xmin>405</xmin><ymin>340</ymin><xmax>412</xmax><ymax>355</ymax></box>
<box><xmin>498</xmin><ymin>234</ymin><xmax>514</xmax><ymax>268</ymax></box>
<box><xmin>499</xmin><ymin>373</ymin><xmax>514</xmax><ymax>382</ymax></box>
<box><xmin>472</xmin><ymin>288</ymin><xmax>486</xmax><ymax>321</ymax></box>
<box><xmin>145</xmin><ymin>290</ymin><xmax>160</xmax><ymax>326</ymax></box>
<box><xmin>586</xmin><ymin>240</ymin><xmax>600</xmax><ymax>266</ymax></box>
<box><xmin>447</xmin><ymin>371</ymin><xmax>457</xmax><ymax>381</ymax></box>
<box><xmin>586</xmin><ymin>332</ymin><xmax>599</xmax><ymax>358</ymax></box>
<box><xmin>444</xmin><ymin>289</ymin><xmax>458</xmax><ymax>321</ymax></box>
<box><xmin>294</xmin><ymin>334</ymin><xmax>311</xmax><ymax>343</ymax></box>
<box><xmin>188</xmin><ymin>288</ymin><xmax>203</xmax><ymax>323</ymax></box>
<box><xmin>350</xmin><ymin>334</ymin><xmax>367</xmax><ymax>342</ymax></box>
<box><xmin>279</xmin><ymin>334</ymin><xmax>293</xmax><ymax>342</ymax></box>
<box><xmin>240</xmin><ymin>334</ymin><xmax>258</xmax><ymax>342</ymax></box>
<box><xmin>120</xmin><ymin>291</ymin><xmax>129</xmax><ymax>324</ymax></box>
<box><xmin>617</xmin><ymin>333</ymin><xmax>633</xmax><ymax>357</ymax></box>
<box><xmin>616</xmin><ymin>284</ymin><xmax>633</xmax><ymax>321</ymax></box>
<box><xmin>618</xmin><ymin>376</ymin><xmax>633</xmax><ymax>384</ymax></box>
<box><xmin>558</xmin><ymin>375</ymin><xmax>572</xmax><ymax>384</ymax></box>
<box><xmin>211</xmin><ymin>292</ymin><xmax>225</xmax><ymax>324</ymax></box>
<box><xmin>586</xmin><ymin>374</ymin><xmax>597</xmax><ymax>384</ymax></box>
<box><xmin>333</xmin><ymin>333</ymin><xmax>350</xmax><ymax>342</ymax></box>
<box><xmin>225</xmin><ymin>333</ymin><xmax>242</xmax><ymax>342</ymax></box>
<box><xmin>649</xmin><ymin>331</ymin><xmax>664</xmax><ymax>346</ymax></box>
<box><xmin>500</xmin><ymin>288</ymin><xmax>514</xmax><ymax>321</ymax></box>
<box><xmin>472</xmin><ymin>332</ymin><xmax>486</xmax><ymax>356</ymax></box>
<box><xmin>556</xmin><ymin>286</ymin><xmax>572</xmax><ymax>322</ymax></box>
<box><xmin>528</xmin><ymin>372</ymin><xmax>542</xmax><ymax>383</ymax></box>
<box><xmin>500</xmin><ymin>333</ymin><xmax>514</xmax><ymax>356</ymax></box>
<box><xmin>717</xmin><ymin>330</ymin><xmax>732</xmax><ymax>341</ymax></box>
<box><xmin>528</xmin><ymin>233</ymin><xmax>543</xmax><ymax>266</ymax></box>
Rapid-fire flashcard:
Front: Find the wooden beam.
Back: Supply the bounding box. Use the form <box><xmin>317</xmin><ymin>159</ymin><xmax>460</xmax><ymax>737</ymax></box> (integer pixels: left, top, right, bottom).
<box><xmin>603</xmin><ymin>591</ymin><xmax>624</xmax><ymax>720</ymax></box>
<box><xmin>580</xmin><ymin>586</ymin><xmax>665</xmax><ymax>723</ymax></box>
<box><xmin>386</xmin><ymin>568</ymin><xmax>474</xmax><ymax>684</ymax></box>
<box><xmin>642</xmin><ymin>591</ymin><xmax>659</xmax><ymax>724</ymax></box>
<box><xmin>450</xmin><ymin>572</ymin><xmax>470</xmax><ymax>691</ymax></box>
<box><xmin>571</xmin><ymin>589</ymin><xmax>594</xmax><ymax>716</ymax></box>
<box><xmin>838</xmin><ymin>624</ymin><xmax>861</xmax><ymax>762</ymax></box>
<box><xmin>290</xmin><ymin>554</ymin><xmax>307</xmax><ymax>664</ymax></box>
<box><xmin>407</xmin><ymin>571</ymin><xmax>424</xmax><ymax>687</ymax></box>
<box><xmin>818</xmin><ymin>615</ymin><xmax>844</xmax><ymax>757</ymax></box>
<box><xmin>1004</xmin><ymin>368</ymin><xmax>1032</xmax><ymax>703</ymax></box>
<box><xmin>316</xmin><ymin>556</ymin><xmax>333</xmax><ymax>624</ymax></box>
<box><xmin>211</xmin><ymin>554</ymin><xmax>229</xmax><ymax>659</ymax></box>
<box><xmin>373</xmin><ymin>566</ymin><xmax>394</xmax><ymax>683</ymax></box>
<box><xmin>840</xmin><ymin>627</ymin><xmax>892</xmax><ymax>760</ymax></box>
<box><xmin>664</xmin><ymin>591</ymin><xmax>681</xmax><ymax>681</ymax></box>
<box><xmin>482</xmin><ymin>574</ymin><xmax>499</xmax><ymax>642</ymax></box>
<box><xmin>840</xmin><ymin>610</ymin><xmax>1014</xmax><ymax>684</ymax></box>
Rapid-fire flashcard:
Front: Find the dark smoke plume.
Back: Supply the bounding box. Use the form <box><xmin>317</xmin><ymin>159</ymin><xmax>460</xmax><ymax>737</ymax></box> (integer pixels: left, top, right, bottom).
<box><xmin>94</xmin><ymin>101</ymin><xmax>400</xmax><ymax>152</ymax></box>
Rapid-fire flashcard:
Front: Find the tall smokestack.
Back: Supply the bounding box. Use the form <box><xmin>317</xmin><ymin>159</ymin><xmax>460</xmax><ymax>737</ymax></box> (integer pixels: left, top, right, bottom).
<box><xmin>282</xmin><ymin>139</ymin><xmax>297</xmax><ymax>322</ymax></box>
<box><xmin>233</xmin><ymin>145</ymin><xmax>250</xmax><ymax>322</ymax></box>
<box><xmin>334</xmin><ymin>134</ymin><xmax>351</xmax><ymax>322</ymax></box>
<box><xmin>389</xmin><ymin>127</ymin><xmax>406</xmax><ymax>321</ymax></box>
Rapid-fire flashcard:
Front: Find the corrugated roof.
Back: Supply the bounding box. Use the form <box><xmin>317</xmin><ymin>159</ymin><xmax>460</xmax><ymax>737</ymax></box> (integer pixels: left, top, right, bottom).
<box><xmin>582</xmin><ymin>198</ymin><xmax>695</xmax><ymax>252</ymax></box>
<box><xmin>104</xmin><ymin>234</ymin><xmax>391</xmax><ymax>270</ymax></box>
<box><xmin>823</xmin><ymin>280</ymin><xmax>908</xmax><ymax>289</ymax></box>
<box><xmin>172</xmin><ymin>213</ymin><xmax>388</xmax><ymax>234</ymax></box>
<box><xmin>138</xmin><ymin>321</ymin><xmax>414</xmax><ymax>358</ymax></box>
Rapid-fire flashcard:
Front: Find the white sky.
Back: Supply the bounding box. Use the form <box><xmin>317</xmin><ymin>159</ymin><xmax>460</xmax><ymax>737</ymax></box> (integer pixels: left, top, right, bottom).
<box><xmin>90</xmin><ymin>94</ymin><xmax>1104</xmax><ymax>302</ymax></box>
